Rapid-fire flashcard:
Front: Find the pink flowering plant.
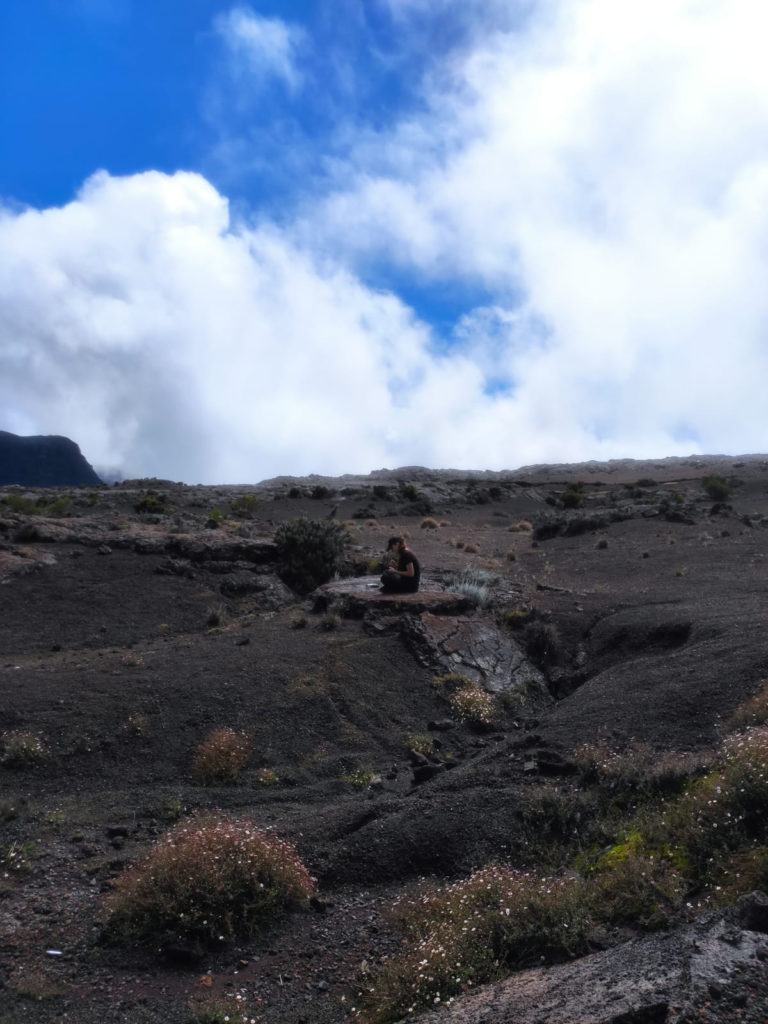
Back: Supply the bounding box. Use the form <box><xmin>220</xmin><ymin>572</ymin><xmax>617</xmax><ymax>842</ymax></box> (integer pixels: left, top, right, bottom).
<box><xmin>192</xmin><ymin>727</ymin><xmax>252</xmax><ymax>786</ymax></box>
<box><xmin>449</xmin><ymin>682</ymin><xmax>496</xmax><ymax>728</ymax></box>
<box><xmin>363</xmin><ymin>865</ymin><xmax>591</xmax><ymax>1021</ymax></box>
<box><xmin>104</xmin><ymin>812</ymin><xmax>314</xmax><ymax>948</ymax></box>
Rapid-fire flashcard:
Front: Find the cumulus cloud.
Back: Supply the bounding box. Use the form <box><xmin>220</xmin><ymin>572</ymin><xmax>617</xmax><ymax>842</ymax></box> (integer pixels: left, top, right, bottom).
<box><xmin>308</xmin><ymin>0</ymin><xmax>768</xmax><ymax>457</ymax></box>
<box><xmin>0</xmin><ymin>170</ymin><xmax>508</xmax><ymax>482</ymax></box>
<box><xmin>213</xmin><ymin>7</ymin><xmax>305</xmax><ymax>91</ymax></box>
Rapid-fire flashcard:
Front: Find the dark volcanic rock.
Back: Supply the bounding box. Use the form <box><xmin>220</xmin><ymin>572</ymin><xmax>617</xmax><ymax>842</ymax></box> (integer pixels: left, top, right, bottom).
<box><xmin>0</xmin><ymin>430</ymin><xmax>102</xmax><ymax>486</ymax></box>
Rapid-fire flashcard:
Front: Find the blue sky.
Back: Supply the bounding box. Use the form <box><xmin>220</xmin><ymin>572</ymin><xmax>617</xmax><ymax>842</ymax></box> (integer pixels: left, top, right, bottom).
<box><xmin>1</xmin><ymin>0</ymin><xmax>767</xmax><ymax>483</ymax></box>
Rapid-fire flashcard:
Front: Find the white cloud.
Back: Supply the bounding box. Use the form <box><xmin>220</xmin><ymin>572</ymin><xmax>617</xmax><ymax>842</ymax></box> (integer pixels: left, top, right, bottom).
<box><xmin>214</xmin><ymin>7</ymin><xmax>305</xmax><ymax>91</ymax></box>
<box><xmin>305</xmin><ymin>0</ymin><xmax>768</xmax><ymax>461</ymax></box>
<box><xmin>0</xmin><ymin>170</ymin><xmax>509</xmax><ymax>482</ymax></box>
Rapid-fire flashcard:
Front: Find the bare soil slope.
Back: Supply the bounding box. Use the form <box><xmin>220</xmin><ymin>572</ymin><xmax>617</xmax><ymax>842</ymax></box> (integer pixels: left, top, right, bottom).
<box><xmin>1</xmin><ymin>455</ymin><xmax>767</xmax><ymax>1023</ymax></box>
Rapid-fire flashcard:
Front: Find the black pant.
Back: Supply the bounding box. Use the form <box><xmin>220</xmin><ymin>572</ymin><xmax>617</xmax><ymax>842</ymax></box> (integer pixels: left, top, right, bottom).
<box><xmin>380</xmin><ymin>570</ymin><xmax>418</xmax><ymax>593</ymax></box>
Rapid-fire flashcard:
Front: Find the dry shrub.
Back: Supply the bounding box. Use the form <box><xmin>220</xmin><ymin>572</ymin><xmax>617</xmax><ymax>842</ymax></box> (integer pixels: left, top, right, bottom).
<box><xmin>192</xmin><ymin>727</ymin><xmax>252</xmax><ymax>786</ymax></box>
<box><xmin>464</xmin><ymin>543</ymin><xmax>479</xmax><ymax>554</ymax></box>
<box><xmin>104</xmin><ymin>812</ymin><xmax>314</xmax><ymax>948</ymax></box>
<box><xmin>508</xmin><ymin>520</ymin><xmax>532</xmax><ymax>533</ymax></box>
<box><xmin>420</xmin><ymin>517</ymin><xmax>439</xmax><ymax>529</ymax></box>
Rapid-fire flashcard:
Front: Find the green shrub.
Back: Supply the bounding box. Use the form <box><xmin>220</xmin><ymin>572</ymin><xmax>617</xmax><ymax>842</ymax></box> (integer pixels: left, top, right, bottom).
<box><xmin>274</xmin><ymin>517</ymin><xmax>348</xmax><ymax>594</ymax></box>
<box><xmin>561</xmin><ymin>482</ymin><xmax>584</xmax><ymax>508</ymax></box>
<box><xmin>104</xmin><ymin>813</ymin><xmax>314</xmax><ymax>948</ymax></box>
<box><xmin>192</xmin><ymin>728</ymin><xmax>252</xmax><ymax>786</ymax></box>
<box><xmin>702</xmin><ymin>475</ymin><xmax>730</xmax><ymax>501</ymax></box>
<box><xmin>134</xmin><ymin>493</ymin><xmax>167</xmax><ymax>514</ymax></box>
<box><xmin>229</xmin><ymin>494</ymin><xmax>260</xmax><ymax>517</ymax></box>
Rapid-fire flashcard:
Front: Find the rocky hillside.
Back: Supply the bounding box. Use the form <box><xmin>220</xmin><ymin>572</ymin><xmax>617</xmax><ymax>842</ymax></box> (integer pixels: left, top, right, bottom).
<box><xmin>0</xmin><ymin>454</ymin><xmax>767</xmax><ymax>1023</ymax></box>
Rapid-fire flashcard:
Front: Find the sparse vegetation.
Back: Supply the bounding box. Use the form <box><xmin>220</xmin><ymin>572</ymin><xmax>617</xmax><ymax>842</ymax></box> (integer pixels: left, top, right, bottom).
<box><xmin>362</xmin><ymin>720</ymin><xmax>768</xmax><ymax>1021</ymax></box>
<box><xmin>229</xmin><ymin>494</ymin><xmax>260</xmax><ymax>517</ymax></box>
<box><xmin>0</xmin><ymin>730</ymin><xmax>46</xmax><ymax>768</ymax></box>
<box><xmin>192</xmin><ymin>728</ymin><xmax>252</xmax><ymax>786</ymax></box>
<box><xmin>1</xmin><ymin>492</ymin><xmax>71</xmax><ymax>515</ymax></box>
<box><xmin>103</xmin><ymin>813</ymin><xmax>314</xmax><ymax>948</ymax></box>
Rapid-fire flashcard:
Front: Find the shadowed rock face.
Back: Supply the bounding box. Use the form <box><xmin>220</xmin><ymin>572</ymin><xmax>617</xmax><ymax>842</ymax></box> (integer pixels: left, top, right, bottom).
<box><xmin>0</xmin><ymin>430</ymin><xmax>102</xmax><ymax>486</ymax></box>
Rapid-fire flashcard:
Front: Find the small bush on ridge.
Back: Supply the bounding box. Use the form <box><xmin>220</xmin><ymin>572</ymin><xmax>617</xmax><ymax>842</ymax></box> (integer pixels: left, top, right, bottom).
<box><xmin>192</xmin><ymin>728</ymin><xmax>252</xmax><ymax>786</ymax></box>
<box><xmin>104</xmin><ymin>813</ymin><xmax>314</xmax><ymax>948</ymax></box>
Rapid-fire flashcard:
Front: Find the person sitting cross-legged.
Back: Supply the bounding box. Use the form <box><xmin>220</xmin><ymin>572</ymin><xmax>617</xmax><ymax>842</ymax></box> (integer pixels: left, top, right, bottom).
<box><xmin>380</xmin><ymin>535</ymin><xmax>420</xmax><ymax>593</ymax></box>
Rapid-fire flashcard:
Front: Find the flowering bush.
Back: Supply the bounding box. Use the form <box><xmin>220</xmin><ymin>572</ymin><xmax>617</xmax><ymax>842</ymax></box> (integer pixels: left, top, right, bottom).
<box><xmin>449</xmin><ymin>683</ymin><xmax>496</xmax><ymax>728</ymax></box>
<box><xmin>364</xmin><ymin>866</ymin><xmax>590</xmax><ymax>1021</ymax></box>
<box><xmin>192</xmin><ymin>727</ymin><xmax>252</xmax><ymax>786</ymax></box>
<box><xmin>104</xmin><ymin>813</ymin><xmax>314</xmax><ymax>948</ymax></box>
<box><xmin>721</xmin><ymin>726</ymin><xmax>768</xmax><ymax>821</ymax></box>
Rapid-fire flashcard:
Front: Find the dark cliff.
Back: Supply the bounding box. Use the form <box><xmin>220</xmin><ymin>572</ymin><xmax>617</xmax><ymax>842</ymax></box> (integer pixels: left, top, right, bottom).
<box><xmin>0</xmin><ymin>430</ymin><xmax>102</xmax><ymax>486</ymax></box>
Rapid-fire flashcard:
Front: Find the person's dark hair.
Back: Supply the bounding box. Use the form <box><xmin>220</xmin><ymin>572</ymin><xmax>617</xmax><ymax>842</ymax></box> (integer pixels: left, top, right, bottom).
<box><xmin>387</xmin><ymin>535</ymin><xmax>406</xmax><ymax>550</ymax></box>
